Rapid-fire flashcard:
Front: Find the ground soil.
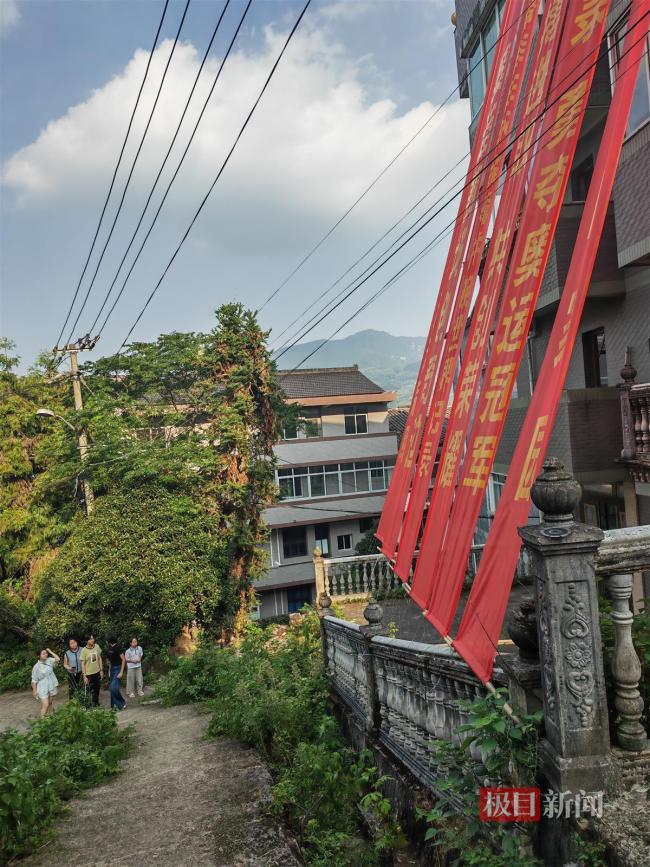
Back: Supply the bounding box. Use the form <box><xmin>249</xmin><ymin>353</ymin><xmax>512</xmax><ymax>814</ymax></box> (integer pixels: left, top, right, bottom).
<box><xmin>0</xmin><ymin>688</ymin><xmax>301</xmax><ymax>866</ymax></box>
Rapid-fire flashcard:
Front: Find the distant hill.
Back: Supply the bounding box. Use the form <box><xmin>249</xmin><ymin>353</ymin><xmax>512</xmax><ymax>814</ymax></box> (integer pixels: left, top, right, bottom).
<box><xmin>273</xmin><ymin>329</ymin><xmax>425</xmax><ymax>404</ymax></box>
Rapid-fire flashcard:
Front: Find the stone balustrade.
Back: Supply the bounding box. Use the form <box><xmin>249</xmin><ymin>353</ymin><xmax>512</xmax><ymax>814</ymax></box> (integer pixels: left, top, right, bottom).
<box><xmin>319</xmin><ymin>553</ymin><xmax>402</xmax><ymax>600</ymax></box>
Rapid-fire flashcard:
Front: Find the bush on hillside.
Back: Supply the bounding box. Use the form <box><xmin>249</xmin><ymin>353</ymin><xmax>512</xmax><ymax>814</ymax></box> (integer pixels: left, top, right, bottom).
<box><xmin>35</xmin><ymin>487</ymin><xmax>227</xmax><ymax>650</ymax></box>
<box><xmin>0</xmin><ymin>702</ymin><xmax>130</xmax><ymax>860</ymax></box>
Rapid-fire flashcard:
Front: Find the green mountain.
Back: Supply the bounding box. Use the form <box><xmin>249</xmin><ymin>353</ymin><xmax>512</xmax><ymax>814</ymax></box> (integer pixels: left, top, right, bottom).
<box><xmin>273</xmin><ymin>329</ymin><xmax>425</xmax><ymax>404</ymax></box>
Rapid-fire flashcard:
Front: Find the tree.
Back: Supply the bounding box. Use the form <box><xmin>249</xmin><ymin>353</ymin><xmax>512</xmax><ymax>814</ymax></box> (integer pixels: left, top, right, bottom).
<box><xmin>36</xmin><ymin>487</ymin><xmax>226</xmax><ymax>648</ymax></box>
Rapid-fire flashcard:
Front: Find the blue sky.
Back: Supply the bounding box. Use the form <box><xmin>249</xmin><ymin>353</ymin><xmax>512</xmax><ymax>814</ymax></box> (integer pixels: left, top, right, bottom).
<box><xmin>1</xmin><ymin>0</ymin><xmax>469</xmax><ymax>370</ymax></box>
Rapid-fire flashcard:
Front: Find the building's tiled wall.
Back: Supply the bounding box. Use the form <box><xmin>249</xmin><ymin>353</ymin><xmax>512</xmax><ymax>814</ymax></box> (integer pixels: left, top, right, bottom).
<box><xmin>613</xmin><ymin>124</ymin><xmax>650</xmax><ymax>266</ymax></box>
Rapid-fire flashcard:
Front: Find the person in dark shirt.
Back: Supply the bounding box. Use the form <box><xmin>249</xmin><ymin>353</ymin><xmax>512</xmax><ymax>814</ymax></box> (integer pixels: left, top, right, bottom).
<box><xmin>105</xmin><ymin>636</ymin><xmax>127</xmax><ymax>710</ymax></box>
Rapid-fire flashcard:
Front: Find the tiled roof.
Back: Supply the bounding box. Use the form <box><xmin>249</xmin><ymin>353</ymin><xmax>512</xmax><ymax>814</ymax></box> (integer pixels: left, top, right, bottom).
<box><xmin>277</xmin><ymin>366</ymin><xmax>386</xmax><ymax>399</ymax></box>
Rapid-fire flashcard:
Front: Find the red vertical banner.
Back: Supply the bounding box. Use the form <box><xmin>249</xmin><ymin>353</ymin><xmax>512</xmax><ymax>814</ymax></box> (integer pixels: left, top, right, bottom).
<box><xmin>454</xmin><ymin>0</ymin><xmax>650</xmax><ymax>684</ymax></box>
<box><xmin>376</xmin><ymin>0</ymin><xmax>527</xmax><ymax>560</ymax></box>
<box><xmin>393</xmin><ymin>0</ymin><xmax>539</xmax><ymax>583</ymax></box>
<box><xmin>417</xmin><ymin>0</ymin><xmax>610</xmax><ymax>635</ymax></box>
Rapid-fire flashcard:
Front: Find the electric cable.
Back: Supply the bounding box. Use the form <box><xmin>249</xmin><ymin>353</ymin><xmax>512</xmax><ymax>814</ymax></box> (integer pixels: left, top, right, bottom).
<box><xmin>273</xmin><ymin>19</ymin><xmax>649</xmax><ymax>367</ymax></box>
<box><xmin>115</xmin><ymin>0</ymin><xmax>314</xmax><ymax>352</ymax></box>
<box><xmin>54</xmin><ymin>0</ymin><xmax>171</xmax><ymax>348</ymax></box>
<box><xmin>93</xmin><ymin>0</ymin><xmax>255</xmax><ymax>339</ymax></box>
<box><xmin>84</xmin><ymin>0</ymin><xmax>232</xmax><ymax>335</ymax></box>
<box><xmin>64</xmin><ymin>0</ymin><xmax>193</xmax><ymax>344</ymax></box>
<box><xmin>254</xmin><ymin>0</ymin><xmax>541</xmax><ymax>315</ymax></box>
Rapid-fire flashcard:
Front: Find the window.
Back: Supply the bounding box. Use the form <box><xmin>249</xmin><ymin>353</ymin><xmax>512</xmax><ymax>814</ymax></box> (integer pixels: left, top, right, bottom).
<box><xmin>281</xmin><ymin>415</ymin><xmax>321</xmax><ymax>440</ymax></box>
<box><xmin>467</xmin><ymin>0</ymin><xmax>506</xmax><ymax>119</ymax></box>
<box><xmin>344</xmin><ymin>412</ymin><xmax>368</xmax><ymax>435</ymax></box>
<box><xmin>359</xmin><ymin>517</ymin><xmax>375</xmax><ymax>534</ymax></box>
<box><xmin>282</xmin><ymin>526</ymin><xmax>307</xmax><ymax>559</ymax></box>
<box><xmin>570</xmin><ymin>155</ymin><xmax>594</xmax><ymax>201</ymax></box>
<box><xmin>276</xmin><ymin>459</ymin><xmax>395</xmax><ymax>501</ymax></box>
<box><xmin>287</xmin><ymin>585</ymin><xmax>312</xmax><ymax>614</ymax></box>
<box><xmin>583</xmin><ymin>327</ymin><xmax>608</xmax><ymax>387</ymax></box>
<box><xmin>315</xmin><ymin>524</ymin><xmax>329</xmax><ymax>556</ymax></box>
<box><xmin>282</xmin><ymin>421</ymin><xmax>298</xmax><ymax>440</ymax></box>
<box><xmin>337</xmin><ymin>533</ymin><xmax>353</xmax><ymax>551</ymax></box>
<box><xmin>610</xmin><ymin>19</ymin><xmax>650</xmax><ymax>136</ymax></box>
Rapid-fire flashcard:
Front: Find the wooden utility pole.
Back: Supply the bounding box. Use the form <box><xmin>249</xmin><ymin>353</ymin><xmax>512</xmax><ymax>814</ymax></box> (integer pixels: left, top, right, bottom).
<box><xmin>53</xmin><ymin>335</ymin><xmax>98</xmax><ymax>515</ymax></box>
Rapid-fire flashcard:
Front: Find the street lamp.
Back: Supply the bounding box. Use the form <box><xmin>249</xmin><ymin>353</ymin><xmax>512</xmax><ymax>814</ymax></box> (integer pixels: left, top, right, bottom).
<box><xmin>36</xmin><ymin>407</ymin><xmax>94</xmax><ymax>514</ymax></box>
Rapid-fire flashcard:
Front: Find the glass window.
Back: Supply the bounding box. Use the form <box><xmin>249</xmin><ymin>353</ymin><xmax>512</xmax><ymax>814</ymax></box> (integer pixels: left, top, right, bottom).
<box><xmin>610</xmin><ymin>22</ymin><xmax>650</xmax><ymax>136</ymax></box>
<box><xmin>483</xmin><ymin>9</ymin><xmax>499</xmax><ymax>79</ymax></box>
<box><xmin>315</xmin><ymin>524</ymin><xmax>329</xmax><ymax>556</ymax></box>
<box><xmin>355</xmin><ymin>467</ymin><xmax>370</xmax><ymax>492</ymax></box>
<box><xmin>337</xmin><ymin>533</ymin><xmax>353</xmax><ymax>551</ymax></box>
<box><xmin>582</xmin><ymin>327</ymin><xmax>608</xmax><ymax>387</ymax></box>
<box><xmin>309</xmin><ymin>472</ymin><xmax>325</xmax><ymax>498</ymax></box>
<box><xmin>282</xmin><ymin>422</ymin><xmax>298</xmax><ymax>440</ymax></box>
<box><xmin>341</xmin><ymin>467</ymin><xmax>356</xmax><ymax>493</ymax></box>
<box><xmin>283</xmin><ymin>526</ymin><xmax>307</xmax><ymax>559</ymax></box>
<box><xmin>468</xmin><ymin>39</ymin><xmax>485</xmax><ymax>119</ymax></box>
<box><xmin>276</xmin><ymin>459</ymin><xmax>393</xmax><ymax>501</ymax></box>
<box><xmin>325</xmin><ymin>472</ymin><xmax>341</xmax><ymax>495</ymax></box>
<box><xmin>344</xmin><ymin>413</ymin><xmax>368</xmax><ymax>434</ymax></box>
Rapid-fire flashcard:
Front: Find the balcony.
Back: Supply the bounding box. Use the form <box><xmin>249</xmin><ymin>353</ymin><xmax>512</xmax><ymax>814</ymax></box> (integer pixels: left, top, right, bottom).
<box><xmin>536</xmin><ymin>203</ymin><xmax>625</xmax><ymax>312</ymax></box>
<box><xmin>620</xmin><ymin>378</ymin><xmax>650</xmax><ymax>483</ymax></box>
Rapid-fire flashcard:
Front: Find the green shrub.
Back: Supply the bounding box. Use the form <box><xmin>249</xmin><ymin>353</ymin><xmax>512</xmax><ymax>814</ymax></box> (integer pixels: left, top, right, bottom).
<box><xmin>0</xmin><ymin>644</ymin><xmax>34</xmax><ymax>693</ymax></box>
<box><xmin>0</xmin><ymin>702</ymin><xmax>130</xmax><ymax>860</ymax></box>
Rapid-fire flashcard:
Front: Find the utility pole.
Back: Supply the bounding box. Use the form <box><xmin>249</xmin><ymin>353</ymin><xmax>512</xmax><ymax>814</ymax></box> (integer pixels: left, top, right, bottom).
<box><xmin>53</xmin><ymin>334</ymin><xmax>98</xmax><ymax>515</ymax></box>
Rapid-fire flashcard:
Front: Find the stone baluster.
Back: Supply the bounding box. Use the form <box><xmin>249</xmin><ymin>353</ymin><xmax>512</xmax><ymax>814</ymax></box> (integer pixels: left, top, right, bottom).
<box><xmin>618</xmin><ymin>350</ymin><xmax>637</xmax><ymax>459</ymax></box>
<box><xmin>359</xmin><ymin>596</ymin><xmax>389</xmax><ymax>735</ymax></box>
<box><xmin>631</xmin><ymin>393</ymin><xmax>643</xmax><ymax>454</ymax></box>
<box><xmin>519</xmin><ymin>457</ymin><xmax>611</xmax><ymax>794</ymax></box>
<box><xmin>606</xmin><ymin>573</ymin><xmax>647</xmax><ymax>751</ymax></box>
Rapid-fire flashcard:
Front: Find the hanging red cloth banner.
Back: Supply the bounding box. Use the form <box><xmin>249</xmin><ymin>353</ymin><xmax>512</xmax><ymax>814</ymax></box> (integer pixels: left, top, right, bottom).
<box><xmin>418</xmin><ymin>0</ymin><xmax>610</xmax><ymax>635</ymax></box>
<box><xmin>375</xmin><ymin>0</ymin><xmax>526</xmax><ymax>560</ymax></box>
<box><xmin>394</xmin><ymin>0</ymin><xmax>540</xmax><ymax>584</ymax></box>
<box><xmin>401</xmin><ymin>0</ymin><xmax>564</xmax><ymax>595</ymax></box>
<box><xmin>454</xmin><ymin>0</ymin><xmax>650</xmax><ymax>684</ymax></box>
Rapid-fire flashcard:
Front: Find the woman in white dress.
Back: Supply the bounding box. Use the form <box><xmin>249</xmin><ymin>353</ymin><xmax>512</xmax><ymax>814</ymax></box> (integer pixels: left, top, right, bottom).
<box><xmin>31</xmin><ymin>648</ymin><xmax>60</xmax><ymax>718</ymax></box>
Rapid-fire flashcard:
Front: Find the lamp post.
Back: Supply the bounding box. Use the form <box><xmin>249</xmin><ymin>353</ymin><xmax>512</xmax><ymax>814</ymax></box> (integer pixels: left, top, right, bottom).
<box><xmin>36</xmin><ymin>408</ymin><xmax>94</xmax><ymax>515</ymax></box>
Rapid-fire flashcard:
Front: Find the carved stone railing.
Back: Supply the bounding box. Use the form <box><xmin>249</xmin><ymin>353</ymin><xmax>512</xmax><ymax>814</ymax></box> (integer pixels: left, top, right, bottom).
<box><xmin>319</xmin><ymin>553</ymin><xmax>402</xmax><ymax>600</ymax></box>
<box><xmin>320</xmin><ymin>598</ymin><xmax>540</xmax><ymax>795</ymax></box>
<box><xmin>618</xmin><ymin>353</ymin><xmax>650</xmax><ymax>481</ymax></box>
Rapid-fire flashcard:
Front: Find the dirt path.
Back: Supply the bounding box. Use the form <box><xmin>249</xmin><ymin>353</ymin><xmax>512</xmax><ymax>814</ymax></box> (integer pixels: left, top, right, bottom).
<box><xmin>0</xmin><ymin>690</ymin><xmax>300</xmax><ymax>866</ymax></box>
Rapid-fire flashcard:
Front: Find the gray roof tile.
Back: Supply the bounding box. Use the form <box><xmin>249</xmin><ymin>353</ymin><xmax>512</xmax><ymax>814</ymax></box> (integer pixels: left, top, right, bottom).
<box><xmin>277</xmin><ymin>366</ymin><xmax>385</xmax><ymax>399</ymax></box>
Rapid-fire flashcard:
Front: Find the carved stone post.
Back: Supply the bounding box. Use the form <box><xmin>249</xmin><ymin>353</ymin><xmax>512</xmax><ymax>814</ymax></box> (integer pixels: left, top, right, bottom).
<box><xmin>518</xmin><ymin>457</ymin><xmax>611</xmax><ymax>793</ymax></box>
<box><xmin>359</xmin><ymin>596</ymin><xmax>389</xmax><ymax>736</ymax></box>
<box><xmin>317</xmin><ymin>588</ymin><xmax>332</xmax><ymax>670</ymax></box>
<box><xmin>313</xmin><ymin>546</ymin><xmax>327</xmax><ymax>600</ymax></box>
<box><xmin>619</xmin><ymin>349</ymin><xmax>637</xmax><ymax>460</ymax></box>
<box><xmin>606</xmin><ymin>573</ymin><xmax>648</xmax><ymax>751</ymax></box>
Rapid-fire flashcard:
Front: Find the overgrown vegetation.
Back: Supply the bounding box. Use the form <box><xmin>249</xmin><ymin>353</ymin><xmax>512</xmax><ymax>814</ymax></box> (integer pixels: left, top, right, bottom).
<box><xmin>1</xmin><ymin>305</ymin><xmax>294</xmax><ymax>685</ymax></box>
<box><xmin>0</xmin><ymin>702</ymin><xmax>130</xmax><ymax>861</ymax></box>
<box><xmin>419</xmin><ymin>690</ymin><xmax>544</xmax><ymax>867</ymax></box>
<box><xmin>156</xmin><ymin>609</ymin><xmax>403</xmax><ymax>865</ymax></box>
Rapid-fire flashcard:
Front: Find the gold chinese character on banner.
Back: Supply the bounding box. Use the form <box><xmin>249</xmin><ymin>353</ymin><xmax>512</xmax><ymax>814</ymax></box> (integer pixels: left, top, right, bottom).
<box><xmin>571</xmin><ymin>0</ymin><xmax>607</xmax><ymax>47</ymax></box>
<box><xmin>479</xmin><ymin>364</ymin><xmax>517</xmax><ymax>424</ymax></box>
<box><xmin>533</xmin><ymin>155</ymin><xmax>569</xmax><ymax>212</ymax></box>
<box><xmin>456</xmin><ymin>360</ymin><xmax>481</xmax><ymax>415</ymax></box>
<box><xmin>515</xmin><ymin>416</ymin><xmax>549</xmax><ymax>499</ymax></box>
<box><xmin>486</xmin><ymin>222</ymin><xmax>514</xmax><ymax>282</ymax></box>
<box><xmin>548</xmin><ymin>81</ymin><xmax>587</xmax><ymax>149</ymax></box>
<box><xmin>540</xmin><ymin>0</ymin><xmax>564</xmax><ymax>46</ymax></box>
<box><xmin>403</xmin><ymin>416</ymin><xmax>423</xmax><ymax>469</ymax></box>
<box><xmin>418</xmin><ymin>441</ymin><xmax>434</xmax><ymax>479</ymax></box>
<box><xmin>438</xmin><ymin>356</ymin><xmax>456</xmax><ymax>390</ymax></box>
<box><xmin>553</xmin><ymin>289</ymin><xmax>579</xmax><ymax>367</ymax></box>
<box><xmin>525</xmin><ymin>50</ymin><xmax>552</xmax><ymax>113</ymax></box>
<box><xmin>514</xmin><ymin>224</ymin><xmax>551</xmax><ymax>285</ymax></box>
<box><xmin>422</xmin><ymin>354</ymin><xmax>438</xmax><ymax>389</ymax></box>
<box><xmin>496</xmin><ymin>292</ymin><xmax>534</xmax><ymax>354</ymax></box>
<box><xmin>470</xmin><ymin>295</ymin><xmax>492</xmax><ymax>351</ymax></box>
<box><xmin>439</xmin><ymin>430</ymin><xmax>464</xmax><ymax>488</ymax></box>
<box><xmin>463</xmin><ymin>435</ymin><xmax>498</xmax><ymax>491</ymax></box>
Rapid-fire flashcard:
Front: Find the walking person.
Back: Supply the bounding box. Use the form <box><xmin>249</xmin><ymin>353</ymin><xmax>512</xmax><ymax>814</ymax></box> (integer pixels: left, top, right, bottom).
<box><xmin>63</xmin><ymin>637</ymin><xmax>83</xmax><ymax>700</ymax></box>
<box><xmin>80</xmin><ymin>634</ymin><xmax>103</xmax><ymax>707</ymax></box>
<box><xmin>105</xmin><ymin>636</ymin><xmax>127</xmax><ymax>710</ymax></box>
<box><xmin>31</xmin><ymin>648</ymin><xmax>60</xmax><ymax>718</ymax></box>
<box><xmin>125</xmin><ymin>637</ymin><xmax>144</xmax><ymax>699</ymax></box>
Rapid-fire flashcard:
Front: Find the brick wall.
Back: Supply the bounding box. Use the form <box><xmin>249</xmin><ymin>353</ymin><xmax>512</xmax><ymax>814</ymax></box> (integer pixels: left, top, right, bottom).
<box><xmin>613</xmin><ymin>123</ymin><xmax>650</xmax><ymax>266</ymax></box>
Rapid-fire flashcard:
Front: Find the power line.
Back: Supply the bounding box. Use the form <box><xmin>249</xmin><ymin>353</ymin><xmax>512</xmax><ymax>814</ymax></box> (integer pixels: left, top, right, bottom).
<box><xmin>116</xmin><ymin>0</ymin><xmax>314</xmax><ymax>352</ymax></box>
<box><xmin>269</xmin><ymin>9</ymin><xmax>639</xmax><ymax>354</ymax></box>
<box><xmin>273</xmin><ymin>20</ymin><xmax>649</xmax><ymax>367</ymax></box>
<box><xmin>94</xmin><ymin>0</ymin><xmax>254</xmax><ymax>339</ymax></box>
<box><xmin>255</xmin><ymin>0</ymin><xmax>540</xmax><ymax>315</ymax></box>
<box><xmin>64</xmin><ymin>0</ymin><xmax>193</xmax><ymax>344</ymax></box>
<box><xmin>84</xmin><ymin>0</ymin><xmax>232</xmax><ymax>336</ymax></box>
<box><xmin>54</xmin><ymin>0</ymin><xmax>171</xmax><ymax>348</ymax></box>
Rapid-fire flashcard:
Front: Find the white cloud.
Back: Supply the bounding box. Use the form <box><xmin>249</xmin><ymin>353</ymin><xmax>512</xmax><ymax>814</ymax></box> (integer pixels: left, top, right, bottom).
<box><xmin>0</xmin><ymin>0</ymin><xmax>20</xmax><ymax>38</ymax></box>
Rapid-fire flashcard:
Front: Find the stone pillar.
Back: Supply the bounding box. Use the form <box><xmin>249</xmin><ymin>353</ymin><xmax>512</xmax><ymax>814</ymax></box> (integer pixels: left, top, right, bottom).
<box><xmin>518</xmin><ymin>457</ymin><xmax>611</xmax><ymax>794</ymax></box>
<box><xmin>313</xmin><ymin>546</ymin><xmax>327</xmax><ymax>600</ymax></box>
<box><xmin>619</xmin><ymin>349</ymin><xmax>637</xmax><ymax>460</ymax></box>
<box><xmin>606</xmin><ymin>573</ymin><xmax>648</xmax><ymax>752</ymax></box>
<box><xmin>317</xmin><ymin>587</ymin><xmax>332</xmax><ymax>670</ymax></box>
<box><xmin>359</xmin><ymin>596</ymin><xmax>389</xmax><ymax>736</ymax></box>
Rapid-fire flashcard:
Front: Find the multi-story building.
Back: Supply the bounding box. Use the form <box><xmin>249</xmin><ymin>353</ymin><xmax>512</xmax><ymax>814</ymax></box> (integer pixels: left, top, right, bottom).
<box><xmin>452</xmin><ymin>0</ymin><xmax>650</xmax><ymax>541</ymax></box>
<box><xmin>254</xmin><ymin>366</ymin><xmax>398</xmax><ymax>618</ymax></box>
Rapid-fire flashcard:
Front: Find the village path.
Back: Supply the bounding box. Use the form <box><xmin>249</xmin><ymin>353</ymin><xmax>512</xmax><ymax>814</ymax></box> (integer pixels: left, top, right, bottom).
<box><xmin>0</xmin><ymin>689</ymin><xmax>301</xmax><ymax>867</ymax></box>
